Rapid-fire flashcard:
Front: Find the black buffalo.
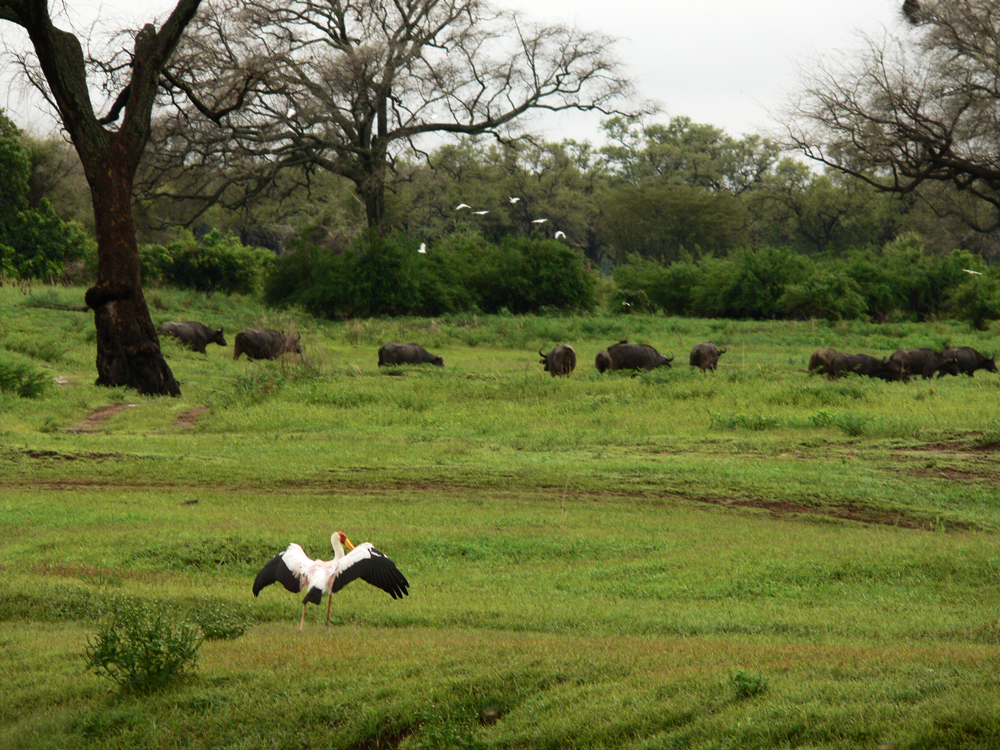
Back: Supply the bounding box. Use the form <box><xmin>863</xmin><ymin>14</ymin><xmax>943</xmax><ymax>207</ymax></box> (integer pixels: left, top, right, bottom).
<box><xmin>595</xmin><ymin>350</ymin><xmax>613</xmax><ymax>373</ymax></box>
<box><xmin>890</xmin><ymin>348</ymin><xmax>959</xmax><ymax>380</ymax></box>
<box><xmin>939</xmin><ymin>347</ymin><xmax>997</xmax><ymax>377</ymax></box>
<box><xmin>233</xmin><ymin>329</ymin><xmax>302</xmax><ymax>360</ymax></box>
<box><xmin>539</xmin><ymin>344</ymin><xmax>577</xmax><ymax>377</ymax></box>
<box><xmin>828</xmin><ymin>353</ymin><xmax>907</xmax><ymax>382</ymax></box>
<box><xmin>157</xmin><ymin>321</ymin><xmax>227</xmax><ymax>354</ymax></box>
<box><xmin>597</xmin><ymin>341</ymin><xmax>674</xmax><ymax>372</ymax></box>
<box><xmin>378</xmin><ymin>342</ymin><xmax>444</xmax><ymax>367</ymax></box>
<box><xmin>689</xmin><ymin>342</ymin><xmax>727</xmax><ymax>372</ymax></box>
<box><xmin>808</xmin><ymin>348</ymin><xmax>837</xmax><ymax>376</ymax></box>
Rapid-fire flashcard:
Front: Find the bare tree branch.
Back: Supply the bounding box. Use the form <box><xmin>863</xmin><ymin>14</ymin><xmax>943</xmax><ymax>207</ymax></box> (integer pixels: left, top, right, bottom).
<box><xmin>140</xmin><ymin>0</ymin><xmax>651</xmax><ymax>231</ymax></box>
<box><xmin>785</xmin><ymin>0</ymin><xmax>1000</xmax><ymax>228</ymax></box>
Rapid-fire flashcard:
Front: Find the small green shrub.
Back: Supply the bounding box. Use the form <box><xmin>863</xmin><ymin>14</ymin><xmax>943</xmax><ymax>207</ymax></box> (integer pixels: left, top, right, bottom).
<box><xmin>83</xmin><ymin>598</ymin><xmax>203</xmax><ymax>693</ymax></box>
<box><xmin>0</xmin><ymin>357</ymin><xmax>49</xmax><ymax>398</ymax></box>
<box><xmin>710</xmin><ymin>411</ymin><xmax>782</xmax><ymax>431</ymax></box>
<box><xmin>191</xmin><ymin>604</ymin><xmax>248</xmax><ymax>641</ymax></box>
<box><xmin>730</xmin><ymin>670</ymin><xmax>768</xmax><ymax>699</ymax></box>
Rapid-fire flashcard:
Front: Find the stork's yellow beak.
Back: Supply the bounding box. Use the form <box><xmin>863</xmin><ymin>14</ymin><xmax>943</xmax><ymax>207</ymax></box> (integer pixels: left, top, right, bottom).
<box><xmin>344</xmin><ymin>537</ymin><xmax>355</xmax><ymax>551</ymax></box>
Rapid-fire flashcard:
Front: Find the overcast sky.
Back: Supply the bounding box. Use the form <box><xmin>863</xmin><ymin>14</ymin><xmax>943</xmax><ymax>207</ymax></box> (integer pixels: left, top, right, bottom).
<box><xmin>3</xmin><ymin>0</ymin><xmax>908</xmax><ymax>143</ymax></box>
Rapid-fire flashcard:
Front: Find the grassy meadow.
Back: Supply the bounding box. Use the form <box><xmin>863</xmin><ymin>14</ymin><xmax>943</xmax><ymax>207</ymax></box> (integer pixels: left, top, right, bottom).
<box><xmin>2</xmin><ymin>282</ymin><xmax>1000</xmax><ymax>749</ymax></box>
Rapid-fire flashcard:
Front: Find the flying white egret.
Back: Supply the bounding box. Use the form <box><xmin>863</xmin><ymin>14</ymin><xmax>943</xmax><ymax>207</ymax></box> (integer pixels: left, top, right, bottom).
<box><xmin>509</xmin><ymin>197</ymin><xmax>521</xmax><ymax>203</ymax></box>
<box><xmin>554</xmin><ymin>231</ymin><xmax>566</xmax><ymax>239</ymax></box>
<box><xmin>456</xmin><ymin>203</ymin><xmax>471</xmax><ymax>210</ymax></box>
<box><xmin>418</xmin><ymin>243</ymin><xmax>427</xmax><ymax>253</ymax></box>
<box><xmin>253</xmin><ymin>531</ymin><xmax>409</xmax><ymax>632</ymax></box>
<box><xmin>474</xmin><ymin>210</ymin><xmax>489</xmax><ymax>215</ymax></box>
<box><xmin>531</xmin><ymin>218</ymin><xmax>548</xmax><ymax>224</ymax></box>
<box><xmin>963</xmin><ymin>269</ymin><xmax>983</xmax><ymax>275</ymax></box>
<box><xmin>286</xmin><ymin>108</ymin><xmax>296</xmax><ymax>118</ymax></box>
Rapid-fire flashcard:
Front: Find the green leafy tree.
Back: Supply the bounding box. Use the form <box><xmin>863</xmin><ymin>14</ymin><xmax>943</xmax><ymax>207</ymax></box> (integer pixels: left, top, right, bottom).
<box><xmin>0</xmin><ymin>110</ymin><xmax>92</xmax><ymax>280</ymax></box>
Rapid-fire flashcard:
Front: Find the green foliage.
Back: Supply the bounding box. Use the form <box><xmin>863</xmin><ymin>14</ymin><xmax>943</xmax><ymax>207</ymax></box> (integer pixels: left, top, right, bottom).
<box><xmin>190</xmin><ymin>604</ymin><xmax>248</xmax><ymax>641</ymax></box>
<box><xmin>0</xmin><ymin>199</ymin><xmax>93</xmax><ymax>280</ymax></box>
<box><xmin>475</xmin><ymin>237</ymin><xmax>596</xmax><ymax>314</ymax></box>
<box><xmin>0</xmin><ymin>109</ymin><xmax>30</xmax><ymax>225</ymax></box>
<box><xmin>83</xmin><ymin>598</ymin><xmax>203</xmax><ymax>693</ymax></box>
<box><xmin>950</xmin><ymin>273</ymin><xmax>1000</xmax><ymax>330</ymax></box>
<box><xmin>267</xmin><ymin>232</ymin><xmax>595</xmax><ymax>318</ymax></box>
<box><xmin>606</xmin><ymin>241</ymin><xmax>994</xmax><ymax>322</ymax></box>
<box><xmin>730</xmin><ymin>671</ymin><xmax>769</xmax><ymax>700</ymax></box>
<box><xmin>778</xmin><ymin>269</ymin><xmax>867</xmax><ymax>321</ymax></box>
<box><xmin>0</xmin><ymin>112</ymin><xmax>92</xmax><ymax>281</ymax></box>
<box><xmin>0</xmin><ymin>355</ymin><xmax>50</xmax><ymax>398</ymax></box>
<box><xmin>140</xmin><ymin>229</ymin><xmax>274</xmax><ymax>295</ymax></box>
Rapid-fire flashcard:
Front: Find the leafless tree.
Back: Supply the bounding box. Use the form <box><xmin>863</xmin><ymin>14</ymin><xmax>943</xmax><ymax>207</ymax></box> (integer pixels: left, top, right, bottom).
<box><xmin>0</xmin><ymin>0</ymin><xmax>204</xmax><ymax>395</ymax></box>
<box><xmin>143</xmin><ymin>0</ymin><xmax>645</xmax><ymax>233</ymax></box>
<box><xmin>785</xmin><ymin>0</ymin><xmax>1000</xmax><ymax>232</ymax></box>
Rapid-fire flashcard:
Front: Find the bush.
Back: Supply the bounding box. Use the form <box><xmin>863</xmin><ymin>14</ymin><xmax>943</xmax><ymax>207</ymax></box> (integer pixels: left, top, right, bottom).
<box><xmin>267</xmin><ymin>232</ymin><xmax>594</xmax><ymax>318</ymax></box>
<box><xmin>140</xmin><ymin>229</ymin><xmax>274</xmax><ymax>295</ymax></box>
<box><xmin>0</xmin><ymin>199</ymin><xmax>92</xmax><ymax>281</ymax></box>
<box><xmin>83</xmin><ymin>598</ymin><xmax>203</xmax><ymax>693</ymax></box>
<box><xmin>0</xmin><ymin>356</ymin><xmax>50</xmax><ymax>398</ymax></box>
<box><xmin>778</xmin><ymin>269</ymin><xmax>867</xmax><ymax>321</ymax></box>
<box><xmin>475</xmin><ymin>237</ymin><xmax>596</xmax><ymax>314</ymax></box>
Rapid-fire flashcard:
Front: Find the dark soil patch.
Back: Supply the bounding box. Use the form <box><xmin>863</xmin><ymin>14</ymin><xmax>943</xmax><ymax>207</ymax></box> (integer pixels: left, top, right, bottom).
<box><xmin>18</xmin><ymin>449</ymin><xmax>122</xmax><ymax>461</ymax></box>
<box><xmin>66</xmin><ymin>403</ymin><xmax>136</xmax><ymax>433</ymax></box>
<box><xmin>175</xmin><ymin>406</ymin><xmax>209</xmax><ymax>427</ymax></box>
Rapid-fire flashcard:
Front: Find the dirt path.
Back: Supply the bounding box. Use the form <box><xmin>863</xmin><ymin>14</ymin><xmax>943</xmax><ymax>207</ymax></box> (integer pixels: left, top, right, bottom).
<box><xmin>66</xmin><ymin>403</ymin><xmax>137</xmax><ymax>433</ymax></box>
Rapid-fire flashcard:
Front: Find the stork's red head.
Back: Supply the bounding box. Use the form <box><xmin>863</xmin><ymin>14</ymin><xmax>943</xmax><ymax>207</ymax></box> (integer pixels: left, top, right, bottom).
<box><xmin>335</xmin><ymin>530</ymin><xmax>355</xmax><ymax>551</ymax></box>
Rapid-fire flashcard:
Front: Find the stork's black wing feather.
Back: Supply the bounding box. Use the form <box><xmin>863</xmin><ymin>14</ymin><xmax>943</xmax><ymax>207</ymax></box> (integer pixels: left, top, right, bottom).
<box><xmin>331</xmin><ymin>545</ymin><xmax>409</xmax><ymax>599</ymax></box>
<box><xmin>252</xmin><ymin>547</ymin><xmax>306</xmax><ymax>596</ymax></box>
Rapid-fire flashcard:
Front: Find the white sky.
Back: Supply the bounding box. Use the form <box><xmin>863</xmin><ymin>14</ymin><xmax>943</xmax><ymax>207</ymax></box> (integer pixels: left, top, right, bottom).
<box><xmin>2</xmin><ymin>0</ymin><xmax>909</xmax><ymax>143</ymax></box>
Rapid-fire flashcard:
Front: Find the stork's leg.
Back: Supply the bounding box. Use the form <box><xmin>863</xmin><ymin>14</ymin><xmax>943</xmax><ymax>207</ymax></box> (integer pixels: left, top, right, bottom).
<box><xmin>326</xmin><ymin>594</ymin><xmax>333</xmax><ymax>630</ymax></box>
<box><xmin>300</xmin><ymin>602</ymin><xmax>307</xmax><ymax>632</ymax></box>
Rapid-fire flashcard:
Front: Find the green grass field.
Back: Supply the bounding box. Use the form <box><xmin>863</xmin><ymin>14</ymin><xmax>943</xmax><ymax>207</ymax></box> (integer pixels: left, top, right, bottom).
<box><xmin>2</xmin><ymin>283</ymin><xmax>1000</xmax><ymax>749</ymax></box>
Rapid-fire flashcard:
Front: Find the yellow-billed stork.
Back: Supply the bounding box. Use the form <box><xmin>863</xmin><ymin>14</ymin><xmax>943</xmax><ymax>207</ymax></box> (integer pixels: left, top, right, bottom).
<box><xmin>252</xmin><ymin>531</ymin><xmax>409</xmax><ymax>631</ymax></box>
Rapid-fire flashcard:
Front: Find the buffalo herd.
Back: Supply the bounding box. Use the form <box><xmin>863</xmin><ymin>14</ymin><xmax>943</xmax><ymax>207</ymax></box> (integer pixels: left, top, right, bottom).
<box><xmin>808</xmin><ymin>347</ymin><xmax>996</xmax><ymax>381</ymax></box>
<box><xmin>156</xmin><ymin>320</ymin><xmax>995</xmax><ymax>384</ymax></box>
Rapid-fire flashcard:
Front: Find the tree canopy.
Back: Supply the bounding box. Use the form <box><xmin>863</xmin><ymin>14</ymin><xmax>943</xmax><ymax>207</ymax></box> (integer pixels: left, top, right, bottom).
<box><xmin>141</xmin><ymin>0</ymin><xmax>644</xmax><ymax>233</ymax></box>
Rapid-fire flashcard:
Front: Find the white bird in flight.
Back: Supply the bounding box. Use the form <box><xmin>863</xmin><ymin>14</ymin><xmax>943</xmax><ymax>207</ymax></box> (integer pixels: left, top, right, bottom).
<box><xmin>474</xmin><ymin>210</ymin><xmax>489</xmax><ymax>215</ymax></box>
<box><xmin>418</xmin><ymin>243</ymin><xmax>427</xmax><ymax>254</ymax></box>
<box><xmin>554</xmin><ymin>231</ymin><xmax>566</xmax><ymax>239</ymax></box>
<box><xmin>456</xmin><ymin>203</ymin><xmax>471</xmax><ymax>210</ymax></box>
<box><xmin>963</xmin><ymin>269</ymin><xmax>983</xmax><ymax>275</ymax></box>
<box><xmin>286</xmin><ymin>108</ymin><xmax>296</xmax><ymax>118</ymax></box>
<box><xmin>509</xmin><ymin>197</ymin><xmax>521</xmax><ymax>203</ymax></box>
<box><xmin>531</xmin><ymin>218</ymin><xmax>548</xmax><ymax>224</ymax></box>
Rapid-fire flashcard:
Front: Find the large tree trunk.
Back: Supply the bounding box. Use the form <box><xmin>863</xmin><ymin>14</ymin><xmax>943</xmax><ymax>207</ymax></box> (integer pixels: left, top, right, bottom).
<box><xmin>83</xmin><ymin>143</ymin><xmax>179</xmax><ymax>396</ymax></box>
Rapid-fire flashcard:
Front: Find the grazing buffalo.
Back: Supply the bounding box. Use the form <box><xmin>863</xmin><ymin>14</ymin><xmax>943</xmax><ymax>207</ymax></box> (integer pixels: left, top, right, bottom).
<box><xmin>808</xmin><ymin>348</ymin><xmax>837</xmax><ymax>376</ymax></box>
<box><xmin>539</xmin><ymin>344</ymin><xmax>577</xmax><ymax>377</ymax></box>
<box><xmin>689</xmin><ymin>342</ymin><xmax>727</xmax><ymax>372</ymax></box>
<box><xmin>939</xmin><ymin>347</ymin><xmax>997</xmax><ymax>377</ymax></box>
<box><xmin>597</xmin><ymin>341</ymin><xmax>674</xmax><ymax>372</ymax></box>
<box><xmin>233</xmin><ymin>329</ymin><xmax>302</xmax><ymax>360</ymax></box>
<box><xmin>157</xmin><ymin>321</ymin><xmax>227</xmax><ymax>354</ymax></box>
<box><xmin>378</xmin><ymin>342</ymin><xmax>444</xmax><ymax>367</ymax></box>
<box><xmin>595</xmin><ymin>350</ymin><xmax>613</xmax><ymax>373</ymax></box>
<box><xmin>828</xmin><ymin>353</ymin><xmax>907</xmax><ymax>382</ymax></box>
<box><xmin>889</xmin><ymin>348</ymin><xmax>959</xmax><ymax>380</ymax></box>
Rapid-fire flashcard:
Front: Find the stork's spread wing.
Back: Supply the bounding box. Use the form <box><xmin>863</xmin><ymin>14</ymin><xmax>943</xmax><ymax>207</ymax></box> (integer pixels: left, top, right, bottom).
<box><xmin>252</xmin><ymin>543</ymin><xmax>313</xmax><ymax>597</ymax></box>
<box><xmin>331</xmin><ymin>543</ymin><xmax>409</xmax><ymax>599</ymax></box>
